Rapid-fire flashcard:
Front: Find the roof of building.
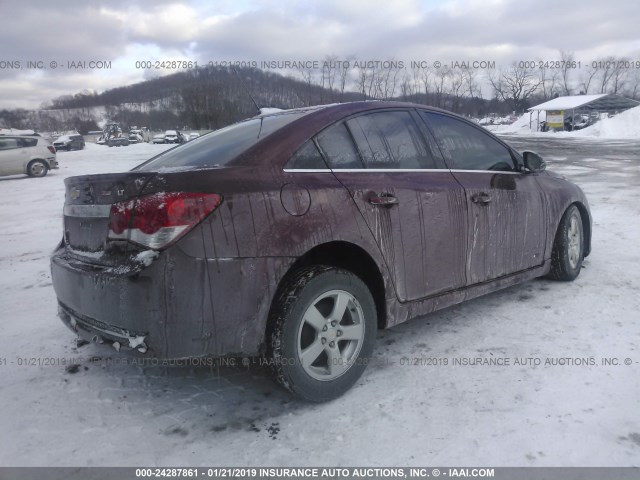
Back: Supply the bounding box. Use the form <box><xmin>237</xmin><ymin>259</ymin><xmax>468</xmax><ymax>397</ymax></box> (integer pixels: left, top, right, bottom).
<box><xmin>529</xmin><ymin>94</ymin><xmax>639</xmax><ymax>111</ymax></box>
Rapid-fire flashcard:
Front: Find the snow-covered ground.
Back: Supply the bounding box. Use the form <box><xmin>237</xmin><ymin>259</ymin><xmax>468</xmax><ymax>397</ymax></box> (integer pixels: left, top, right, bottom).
<box><xmin>0</xmin><ymin>138</ymin><xmax>639</xmax><ymax>467</ymax></box>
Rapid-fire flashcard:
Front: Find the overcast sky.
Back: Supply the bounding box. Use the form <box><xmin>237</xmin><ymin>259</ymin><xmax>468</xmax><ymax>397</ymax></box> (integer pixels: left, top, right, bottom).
<box><xmin>1</xmin><ymin>0</ymin><xmax>639</xmax><ymax>109</ymax></box>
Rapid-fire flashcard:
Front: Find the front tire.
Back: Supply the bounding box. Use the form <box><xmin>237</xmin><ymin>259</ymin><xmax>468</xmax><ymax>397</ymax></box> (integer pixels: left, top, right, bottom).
<box><xmin>268</xmin><ymin>266</ymin><xmax>377</xmax><ymax>402</ymax></box>
<box><xmin>27</xmin><ymin>160</ymin><xmax>48</xmax><ymax>178</ymax></box>
<box><xmin>548</xmin><ymin>205</ymin><xmax>584</xmax><ymax>281</ymax></box>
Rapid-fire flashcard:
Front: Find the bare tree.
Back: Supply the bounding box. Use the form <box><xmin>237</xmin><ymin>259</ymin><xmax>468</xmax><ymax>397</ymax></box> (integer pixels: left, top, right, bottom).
<box><xmin>355</xmin><ymin>64</ymin><xmax>372</xmax><ymax>99</ymax></box>
<box><xmin>420</xmin><ymin>67</ymin><xmax>432</xmax><ymax>96</ymax></box>
<box><xmin>337</xmin><ymin>55</ymin><xmax>355</xmax><ymax>101</ymax></box>
<box><xmin>463</xmin><ymin>68</ymin><xmax>480</xmax><ymax>99</ymax></box>
<box><xmin>609</xmin><ymin>58</ymin><xmax>628</xmax><ymax>94</ymax></box>
<box><xmin>580</xmin><ymin>63</ymin><xmax>600</xmax><ymax>94</ymax></box>
<box><xmin>297</xmin><ymin>65</ymin><xmax>319</xmax><ymax>105</ymax></box>
<box><xmin>449</xmin><ymin>69</ymin><xmax>466</xmax><ymax>112</ymax></box>
<box><xmin>322</xmin><ymin>55</ymin><xmax>339</xmax><ymax>101</ymax></box>
<box><xmin>375</xmin><ymin>61</ymin><xmax>402</xmax><ymax>99</ymax></box>
<box><xmin>559</xmin><ymin>51</ymin><xmax>574</xmax><ymax>95</ymax></box>
<box><xmin>624</xmin><ymin>68</ymin><xmax>640</xmax><ymax>99</ymax></box>
<box><xmin>488</xmin><ymin>63</ymin><xmax>541</xmax><ymax>112</ymax></box>
<box><xmin>538</xmin><ymin>61</ymin><xmax>558</xmax><ymax>99</ymax></box>
<box><xmin>400</xmin><ymin>72</ymin><xmax>415</xmax><ymax>99</ymax></box>
<box><xmin>596</xmin><ymin>57</ymin><xmax>617</xmax><ymax>93</ymax></box>
<box><xmin>433</xmin><ymin>66</ymin><xmax>451</xmax><ymax>108</ymax></box>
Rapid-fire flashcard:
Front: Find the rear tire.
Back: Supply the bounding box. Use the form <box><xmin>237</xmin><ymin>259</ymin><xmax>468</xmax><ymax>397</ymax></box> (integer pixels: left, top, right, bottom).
<box><xmin>548</xmin><ymin>205</ymin><xmax>584</xmax><ymax>281</ymax></box>
<box><xmin>268</xmin><ymin>265</ymin><xmax>377</xmax><ymax>402</ymax></box>
<box><xmin>27</xmin><ymin>160</ymin><xmax>48</xmax><ymax>178</ymax></box>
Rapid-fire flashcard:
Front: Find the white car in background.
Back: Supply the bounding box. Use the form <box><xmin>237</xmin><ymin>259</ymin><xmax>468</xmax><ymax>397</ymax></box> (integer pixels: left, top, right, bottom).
<box><xmin>152</xmin><ymin>134</ymin><xmax>166</xmax><ymax>144</ymax></box>
<box><xmin>0</xmin><ymin>135</ymin><xmax>58</xmax><ymax>178</ymax></box>
<box><xmin>188</xmin><ymin>132</ymin><xmax>200</xmax><ymax>141</ymax></box>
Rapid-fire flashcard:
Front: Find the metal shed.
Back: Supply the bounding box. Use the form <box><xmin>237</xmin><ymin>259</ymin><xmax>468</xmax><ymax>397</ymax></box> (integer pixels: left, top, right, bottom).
<box><xmin>528</xmin><ymin>94</ymin><xmax>639</xmax><ymax>131</ymax></box>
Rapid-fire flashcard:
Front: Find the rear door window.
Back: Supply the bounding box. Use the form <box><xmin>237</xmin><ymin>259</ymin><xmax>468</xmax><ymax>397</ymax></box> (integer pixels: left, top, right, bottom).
<box><xmin>316</xmin><ymin>123</ymin><xmax>364</xmax><ymax>169</ymax></box>
<box><xmin>19</xmin><ymin>138</ymin><xmax>38</xmax><ymax>148</ymax></box>
<box><xmin>346</xmin><ymin>111</ymin><xmax>436</xmax><ymax>169</ymax></box>
<box><xmin>285</xmin><ymin>140</ymin><xmax>327</xmax><ymax>169</ymax></box>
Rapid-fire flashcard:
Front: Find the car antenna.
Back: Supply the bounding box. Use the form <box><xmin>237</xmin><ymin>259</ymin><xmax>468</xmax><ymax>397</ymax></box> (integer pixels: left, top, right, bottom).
<box><xmin>232</xmin><ymin>67</ymin><xmax>261</xmax><ymax>115</ymax></box>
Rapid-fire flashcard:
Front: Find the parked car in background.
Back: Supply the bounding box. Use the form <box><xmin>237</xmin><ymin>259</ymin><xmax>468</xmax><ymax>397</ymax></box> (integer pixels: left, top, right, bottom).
<box><xmin>51</xmin><ymin>101</ymin><xmax>592</xmax><ymax>401</ymax></box>
<box><xmin>571</xmin><ymin>114</ymin><xmax>590</xmax><ymax>130</ymax></box>
<box><xmin>152</xmin><ymin>134</ymin><xmax>166</xmax><ymax>144</ymax></box>
<box><xmin>107</xmin><ymin>137</ymin><xmax>130</xmax><ymax>147</ymax></box>
<box><xmin>164</xmin><ymin>130</ymin><xmax>185</xmax><ymax>144</ymax></box>
<box><xmin>564</xmin><ymin>114</ymin><xmax>590</xmax><ymax>131</ymax></box>
<box><xmin>53</xmin><ymin>134</ymin><xmax>85</xmax><ymax>151</ymax></box>
<box><xmin>188</xmin><ymin>132</ymin><xmax>200</xmax><ymax>141</ymax></box>
<box><xmin>0</xmin><ymin>134</ymin><xmax>57</xmax><ymax>177</ymax></box>
<box><xmin>128</xmin><ymin>131</ymin><xmax>143</xmax><ymax>144</ymax></box>
<box><xmin>130</xmin><ymin>128</ymin><xmax>152</xmax><ymax>143</ymax></box>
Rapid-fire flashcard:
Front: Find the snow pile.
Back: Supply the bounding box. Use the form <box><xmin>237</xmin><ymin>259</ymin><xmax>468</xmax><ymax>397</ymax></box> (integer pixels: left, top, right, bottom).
<box><xmin>478</xmin><ymin>115</ymin><xmax>514</xmax><ymax>126</ymax></box>
<box><xmin>0</xmin><ymin>128</ymin><xmax>36</xmax><ymax>135</ymax></box>
<box><xmin>572</xmin><ymin>105</ymin><xmax>640</xmax><ymax>139</ymax></box>
<box><xmin>491</xmin><ymin>111</ymin><xmax>546</xmax><ymax>133</ymax></box>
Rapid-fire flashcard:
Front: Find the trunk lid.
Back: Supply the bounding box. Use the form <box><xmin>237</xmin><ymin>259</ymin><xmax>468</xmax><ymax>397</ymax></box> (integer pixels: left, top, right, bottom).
<box><xmin>63</xmin><ymin>172</ymin><xmax>156</xmax><ymax>254</ymax></box>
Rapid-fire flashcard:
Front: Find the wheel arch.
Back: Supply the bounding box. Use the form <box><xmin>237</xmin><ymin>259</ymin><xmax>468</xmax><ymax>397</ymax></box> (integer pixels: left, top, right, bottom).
<box><xmin>25</xmin><ymin>158</ymin><xmax>49</xmax><ymax>173</ymax></box>
<box><xmin>269</xmin><ymin>240</ymin><xmax>388</xmax><ymax>331</ymax></box>
<box><xmin>571</xmin><ymin>201</ymin><xmax>592</xmax><ymax>258</ymax></box>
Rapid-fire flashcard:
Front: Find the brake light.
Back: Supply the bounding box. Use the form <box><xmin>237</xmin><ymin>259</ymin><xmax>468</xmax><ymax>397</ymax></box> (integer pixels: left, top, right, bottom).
<box><xmin>108</xmin><ymin>192</ymin><xmax>222</xmax><ymax>249</ymax></box>
<box><xmin>47</xmin><ymin>146</ymin><xmax>56</xmax><ymax>154</ymax></box>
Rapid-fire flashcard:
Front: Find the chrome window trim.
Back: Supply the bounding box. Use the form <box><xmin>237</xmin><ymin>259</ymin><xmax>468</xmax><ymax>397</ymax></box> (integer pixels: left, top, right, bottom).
<box><xmin>63</xmin><ymin>204</ymin><xmax>112</xmax><ymax>218</ymax></box>
<box><xmin>449</xmin><ymin>169</ymin><xmax>521</xmax><ymax>175</ymax></box>
<box><xmin>283</xmin><ymin>168</ymin><xmax>521</xmax><ymax>174</ymax></box>
<box><xmin>331</xmin><ymin>168</ymin><xmax>449</xmax><ymax>173</ymax></box>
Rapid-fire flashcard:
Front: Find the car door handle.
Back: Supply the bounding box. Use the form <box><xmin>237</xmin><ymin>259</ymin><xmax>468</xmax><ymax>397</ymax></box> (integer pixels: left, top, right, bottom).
<box><xmin>471</xmin><ymin>193</ymin><xmax>492</xmax><ymax>205</ymax></box>
<box><xmin>369</xmin><ymin>194</ymin><xmax>399</xmax><ymax>206</ymax></box>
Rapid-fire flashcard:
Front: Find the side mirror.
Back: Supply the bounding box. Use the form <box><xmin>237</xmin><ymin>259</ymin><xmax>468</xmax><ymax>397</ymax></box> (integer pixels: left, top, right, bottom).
<box><xmin>523</xmin><ymin>151</ymin><xmax>546</xmax><ymax>173</ymax></box>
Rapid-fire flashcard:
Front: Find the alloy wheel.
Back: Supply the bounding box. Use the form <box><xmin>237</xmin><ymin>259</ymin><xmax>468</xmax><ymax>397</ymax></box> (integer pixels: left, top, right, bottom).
<box><xmin>296</xmin><ymin>290</ymin><xmax>365</xmax><ymax>381</ymax></box>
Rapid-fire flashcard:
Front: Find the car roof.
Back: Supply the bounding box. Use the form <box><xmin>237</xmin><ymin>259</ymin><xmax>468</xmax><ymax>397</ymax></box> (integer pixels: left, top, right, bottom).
<box><xmin>240</xmin><ymin>101</ymin><xmax>466</xmax><ymax>167</ymax></box>
<box><xmin>258</xmin><ymin>100</ymin><xmax>453</xmax><ymax>121</ymax></box>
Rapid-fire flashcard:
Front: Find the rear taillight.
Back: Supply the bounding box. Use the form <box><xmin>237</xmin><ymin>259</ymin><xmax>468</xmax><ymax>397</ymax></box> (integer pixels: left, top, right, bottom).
<box><xmin>47</xmin><ymin>146</ymin><xmax>56</xmax><ymax>154</ymax></box>
<box><xmin>108</xmin><ymin>192</ymin><xmax>222</xmax><ymax>249</ymax></box>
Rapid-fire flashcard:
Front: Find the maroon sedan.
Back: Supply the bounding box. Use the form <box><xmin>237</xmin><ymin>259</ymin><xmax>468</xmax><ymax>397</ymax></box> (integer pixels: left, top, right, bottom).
<box><xmin>51</xmin><ymin>101</ymin><xmax>591</xmax><ymax>401</ymax></box>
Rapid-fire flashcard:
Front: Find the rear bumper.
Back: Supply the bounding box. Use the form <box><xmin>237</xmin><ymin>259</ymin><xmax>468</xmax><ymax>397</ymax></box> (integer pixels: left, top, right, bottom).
<box><xmin>58</xmin><ymin>301</ymin><xmax>149</xmax><ymax>352</ymax></box>
<box><xmin>51</xmin><ymin>245</ymin><xmax>296</xmax><ymax>359</ymax></box>
<box><xmin>51</xmin><ymin>248</ymin><xmax>171</xmax><ymax>355</ymax></box>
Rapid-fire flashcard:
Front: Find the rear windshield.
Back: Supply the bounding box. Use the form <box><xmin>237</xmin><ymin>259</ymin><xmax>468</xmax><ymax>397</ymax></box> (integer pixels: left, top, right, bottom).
<box><xmin>136</xmin><ymin>112</ymin><xmax>308</xmax><ymax>171</ymax></box>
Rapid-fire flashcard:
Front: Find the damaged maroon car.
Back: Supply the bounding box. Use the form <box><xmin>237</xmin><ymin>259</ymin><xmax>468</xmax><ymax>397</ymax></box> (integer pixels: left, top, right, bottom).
<box><xmin>51</xmin><ymin>101</ymin><xmax>591</xmax><ymax>401</ymax></box>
